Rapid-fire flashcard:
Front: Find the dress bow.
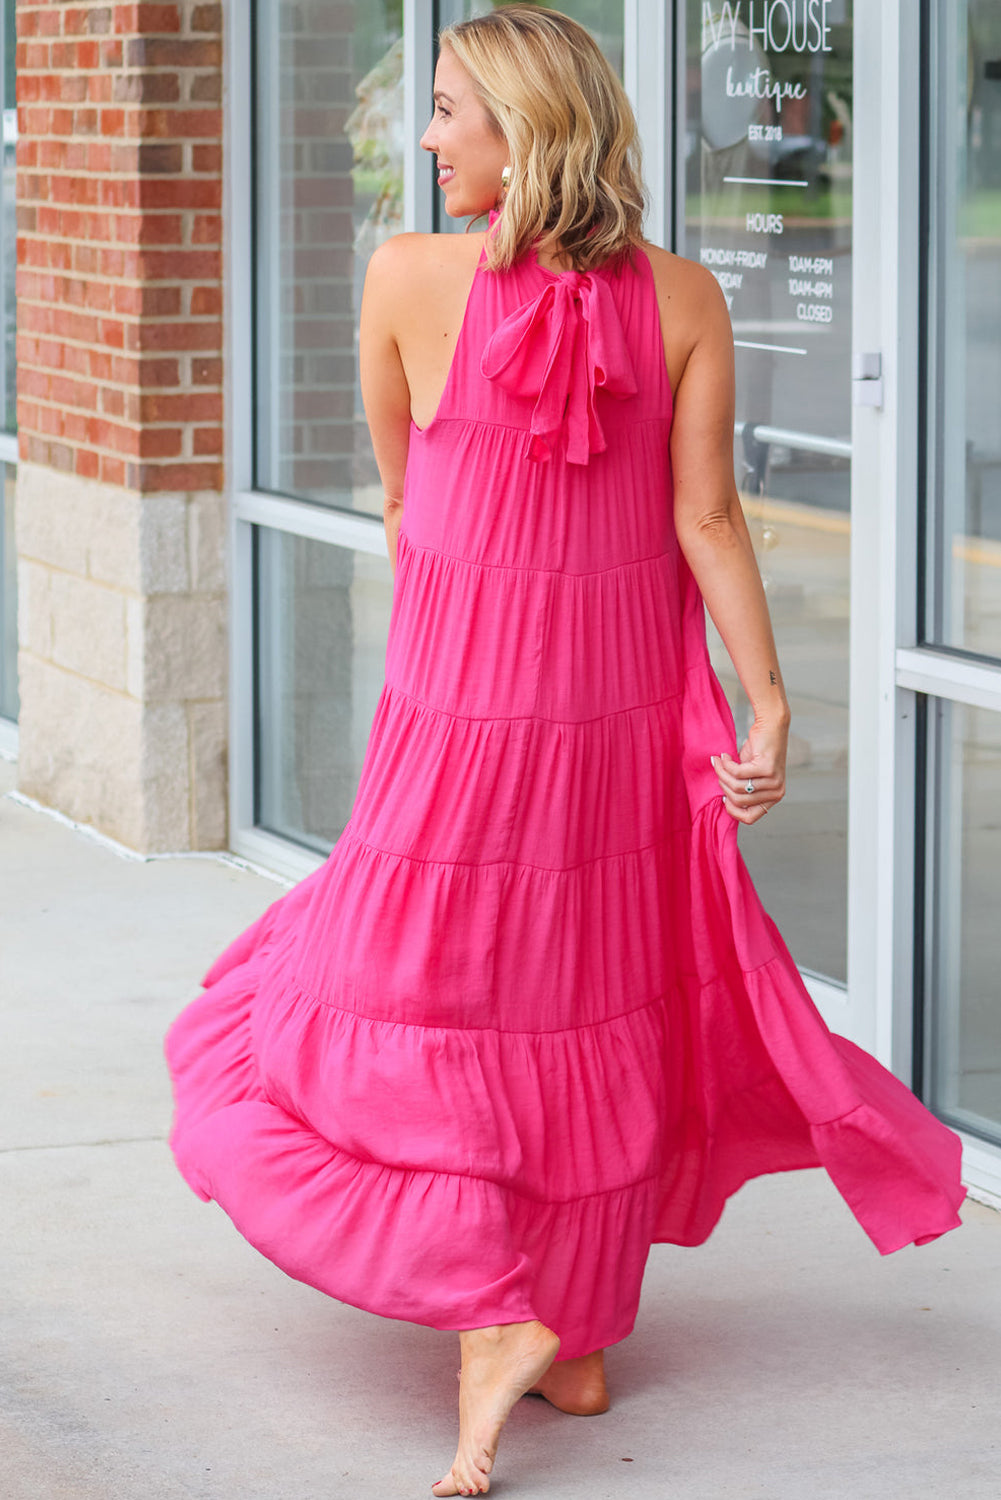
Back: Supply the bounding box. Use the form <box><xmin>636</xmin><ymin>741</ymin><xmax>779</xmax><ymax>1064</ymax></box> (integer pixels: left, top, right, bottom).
<box><xmin>480</xmin><ymin>270</ymin><xmax>637</xmax><ymax>464</ymax></box>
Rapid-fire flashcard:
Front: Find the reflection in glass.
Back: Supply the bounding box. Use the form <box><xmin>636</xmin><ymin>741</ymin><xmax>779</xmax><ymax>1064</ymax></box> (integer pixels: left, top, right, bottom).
<box><xmin>435</xmin><ymin>1</ymin><xmax>625</xmax><ymax>234</ymax></box>
<box><xmin>927</xmin><ymin>700</ymin><xmax>1001</xmax><ymax>1147</ymax></box>
<box><xmin>253</xmin><ymin>0</ymin><xmax>403</xmax><ymax>514</ymax></box>
<box><xmin>926</xmin><ymin>0</ymin><xmax>1001</xmax><ymax>658</ymax></box>
<box><xmin>435</xmin><ymin>1</ymin><xmax>623</xmax><ymax>76</ymax></box>
<box><xmin>0</xmin><ymin>463</ymin><xmax>16</xmax><ymax>721</ymax></box>
<box><xmin>255</xmin><ymin>529</ymin><xmax>394</xmax><ymax>853</ymax></box>
<box><xmin>685</xmin><ymin>0</ymin><xmax>853</xmax><ymax>983</ymax></box>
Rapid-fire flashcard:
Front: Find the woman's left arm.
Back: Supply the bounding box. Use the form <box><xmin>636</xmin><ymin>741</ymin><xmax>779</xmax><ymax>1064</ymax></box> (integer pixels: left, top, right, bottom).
<box><xmin>667</xmin><ymin>266</ymin><xmax>790</xmax><ymax>824</ymax></box>
<box><xmin>360</xmin><ymin>237</ymin><xmax>415</xmax><ymax>574</ymax></box>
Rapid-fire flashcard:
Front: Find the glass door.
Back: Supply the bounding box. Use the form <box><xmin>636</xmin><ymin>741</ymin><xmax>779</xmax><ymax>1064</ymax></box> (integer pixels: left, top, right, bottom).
<box><xmin>435</xmin><ymin>0</ymin><xmax>623</xmax><ymax>69</ymax></box>
<box><xmin>680</xmin><ymin>1</ymin><xmax>854</xmax><ymax>986</ymax></box>
<box><xmin>434</xmin><ymin>0</ymin><xmax>626</xmax><ymax>240</ymax></box>
<box><xmin>921</xmin><ymin>0</ymin><xmax>1001</xmax><ymax>1149</ymax></box>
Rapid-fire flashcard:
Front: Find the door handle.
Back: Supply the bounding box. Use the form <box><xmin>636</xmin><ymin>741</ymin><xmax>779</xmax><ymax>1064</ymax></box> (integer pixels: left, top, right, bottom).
<box><xmin>852</xmin><ymin>351</ymin><xmax>883</xmax><ymax>409</ymax></box>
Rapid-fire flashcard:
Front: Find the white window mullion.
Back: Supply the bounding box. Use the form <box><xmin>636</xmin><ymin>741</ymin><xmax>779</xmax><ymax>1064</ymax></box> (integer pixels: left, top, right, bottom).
<box><xmin>404</xmin><ymin>0</ymin><xmax>435</xmax><ymax>234</ymax></box>
<box><xmin>624</xmin><ymin>0</ymin><xmax>673</xmax><ymax>250</ymax></box>
<box><xmin>234</xmin><ymin>491</ymin><xmax>387</xmax><ymax>558</ymax></box>
<box><xmin>227</xmin><ymin>6</ymin><xmax>256</xmax><ymax>845</ymax></box>
<box><xmin>845</xmin><ymin>0</ymin><xmax>922</xmax><ymax>1071</ymax></box>
<box><xmin>896</xmin><ymin>648</ymin><xmax>1001</xmax><ymax>715</ymax></box>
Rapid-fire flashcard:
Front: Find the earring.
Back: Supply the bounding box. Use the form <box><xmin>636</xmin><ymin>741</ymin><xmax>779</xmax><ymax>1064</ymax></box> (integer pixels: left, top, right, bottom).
<box><xmin>500</xmin><ymin>164</ymin><xmax>511</xmax><ymax>195</ymax></box>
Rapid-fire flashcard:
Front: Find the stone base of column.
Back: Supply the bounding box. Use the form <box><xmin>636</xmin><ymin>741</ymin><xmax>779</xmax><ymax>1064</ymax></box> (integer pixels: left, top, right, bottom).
<box><xmin>14</xmin><ymin>463</ymin><xmax>228</xmax><ymax>853</ymax></box>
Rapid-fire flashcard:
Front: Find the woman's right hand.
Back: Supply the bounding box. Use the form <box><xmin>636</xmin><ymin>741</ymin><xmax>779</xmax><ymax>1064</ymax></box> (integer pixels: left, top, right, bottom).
<box><xmin>711</xmin><ymin>713</ymin><xmax>789</xmax><ymax>825</ymax></box>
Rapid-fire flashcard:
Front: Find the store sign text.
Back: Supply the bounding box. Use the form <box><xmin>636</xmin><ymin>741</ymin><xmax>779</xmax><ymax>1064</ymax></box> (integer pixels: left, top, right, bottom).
<box><xmin>700</xmin><ymin>3</ymin><xmax>844</xmax><ymax>339</ymax></box>
<box><xmin>726</xmin><ymin>68</ymin><xmax>806</xmax><ymax>113</ymax></box>
<box><xmin>703</xmin><ymin>1</ymin><xmax>835</xmax><ymax>55</ymax></box>
<box><xmin>705</xmin><ymin>0</ymin><xmax>833</xmax><ymax>114</ymax></box>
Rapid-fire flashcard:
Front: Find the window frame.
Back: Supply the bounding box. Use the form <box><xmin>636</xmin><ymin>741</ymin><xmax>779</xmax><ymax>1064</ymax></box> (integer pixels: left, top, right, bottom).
<box><xmin>227</xmin><ymin>0</ymin><xmax>652</xmax><ymax>879</ymax></box>
<box><xmin>227</xmin><ymin>3</ymin><xmax>1001</xmax><ymax>1217</ymax></box>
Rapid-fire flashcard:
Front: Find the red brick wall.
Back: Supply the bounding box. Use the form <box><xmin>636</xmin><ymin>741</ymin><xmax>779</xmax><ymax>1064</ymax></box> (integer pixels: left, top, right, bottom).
<box><xmin>15</xmin><ymin>0</ymin><xmax>223</xmax><ymax>493</ymax></box>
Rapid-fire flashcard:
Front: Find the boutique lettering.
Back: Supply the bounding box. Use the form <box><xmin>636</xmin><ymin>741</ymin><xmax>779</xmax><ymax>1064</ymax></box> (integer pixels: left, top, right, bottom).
<box><xmin>726</xmin><ymin>64</ymin><xmax>807</xmax><ymax>113</ymax></box>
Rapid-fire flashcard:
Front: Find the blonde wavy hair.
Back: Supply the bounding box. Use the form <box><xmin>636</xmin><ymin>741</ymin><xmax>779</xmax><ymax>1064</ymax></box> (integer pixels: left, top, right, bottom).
<box><xmin>439</xmin><ymin>5</ymin><xmax>646</xmax><ymax>272</ymax></box>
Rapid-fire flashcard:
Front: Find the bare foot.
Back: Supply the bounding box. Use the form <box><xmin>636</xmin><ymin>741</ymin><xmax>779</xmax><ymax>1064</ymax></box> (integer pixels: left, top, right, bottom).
<box><xmin>528</xmin><ymin>1349</ymin><xmax>610</xmax><ymax>1415</ymax></box>
<box><xmin>431</xmin><ymin>1320</ymin><xmax>560</xmax><ymax>1496</ymax></box>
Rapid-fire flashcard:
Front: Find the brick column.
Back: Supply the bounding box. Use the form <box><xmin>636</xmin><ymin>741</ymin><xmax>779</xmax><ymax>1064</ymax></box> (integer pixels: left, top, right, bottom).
<box><xmin>14</xmin><ymin>0</ymin><xmax>226</xmax><ymax>851</ymax></box>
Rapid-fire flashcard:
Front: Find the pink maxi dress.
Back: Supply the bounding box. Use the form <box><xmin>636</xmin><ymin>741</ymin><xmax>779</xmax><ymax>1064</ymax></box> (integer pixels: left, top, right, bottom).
<box><xmin>166</xmin><ymin>245</ymin><xmax>965</xmax><ymax>1360</ymax></box>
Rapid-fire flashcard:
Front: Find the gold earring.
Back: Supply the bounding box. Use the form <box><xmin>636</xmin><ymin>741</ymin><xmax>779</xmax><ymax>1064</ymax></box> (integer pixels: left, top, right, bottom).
<box><xmin>500</xmin><ymin>164</ymin><xmax>511</xmax><ymax>194</ymax></box>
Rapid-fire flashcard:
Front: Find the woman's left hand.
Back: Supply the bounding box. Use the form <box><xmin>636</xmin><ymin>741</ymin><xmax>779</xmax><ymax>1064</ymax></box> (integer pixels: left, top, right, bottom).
<box><xmin>711</xmin><ymin>718</ymin><xmax>788</xmax><ymax>825</ymax></box>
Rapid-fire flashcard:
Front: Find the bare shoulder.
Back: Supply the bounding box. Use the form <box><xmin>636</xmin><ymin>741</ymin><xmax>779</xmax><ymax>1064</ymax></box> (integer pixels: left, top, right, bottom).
<box><xmin>366</xmin><ymin>230</ymin><xmax>485</xmax><ymax>297</ymax></box>
<box><xmin>641</xmin><ymin>244</ymin><xmax>729</xmax><ymax>328</ymax></box>
<box><xmin>638</xmin><ymin>243</ymin><xmax>732</xmax><ymax>389</ymax></box>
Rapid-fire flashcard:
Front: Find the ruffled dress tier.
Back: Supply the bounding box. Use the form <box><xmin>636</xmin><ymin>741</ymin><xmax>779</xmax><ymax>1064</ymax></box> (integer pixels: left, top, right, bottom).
<box><xmin>166</xmin><ymin>246</ymin><xmax>964</xmax><ymax>1361</ymax></box>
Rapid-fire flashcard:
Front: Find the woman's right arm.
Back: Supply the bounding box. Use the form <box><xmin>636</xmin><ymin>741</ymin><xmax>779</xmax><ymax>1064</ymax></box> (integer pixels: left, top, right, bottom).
<box><xmin>359</xmin><ymin>238</ymin><xmax>414</xmax><ymax>574</ymax></box>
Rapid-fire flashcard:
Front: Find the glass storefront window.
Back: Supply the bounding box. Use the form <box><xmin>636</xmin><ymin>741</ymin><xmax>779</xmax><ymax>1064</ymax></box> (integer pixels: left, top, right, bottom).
<box><xmin>249</xmin><ymin>3</ymin><xmax>627</xmax><ymax>851</ymax></box>
<box><xmin>926</xmin><ymin>699</ymin><xmax>1001</xmax><ymax>1146</ymax></box>
<box><xmin>435</xmin><ymin>2</ymin><xmax>623</xmax><ymax>79</ymax></box>
<box><xmin>925</xmin><ymin>0</ymin><xmax>1001</xmax><ymax>659</ymax></box>
<box><xmin>435</xmin><ymin>2</ymin><xmax>625</xmax><ymax>234</ymax></box>
<box><xmin>0</xmin><ymin>463</ymin><xmax>15</xmax><ymax>721</ymax></box>
<box><xmin>252</xmin><ymin>0</ymin><xmax>403</xmax><ymax>516</ymax></box>
<box><xmin>255</xmin><ymin>530</ymin><xmax>394</xmax><ymax>853</ymax></box>
<box><xmin>684</xmin><ymin>0</ymin><xmax>853</xmax><ymax>983</ymax></box>
<box><xmin>922</xmin><ymin>0</ymin><xmax>1001</xmax><ymax>1151</ymax></box>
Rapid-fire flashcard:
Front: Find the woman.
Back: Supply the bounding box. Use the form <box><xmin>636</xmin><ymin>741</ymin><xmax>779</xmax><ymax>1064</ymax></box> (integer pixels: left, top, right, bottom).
<box><xmin>166</xmin><ymin>9</ymin><xmax>964</xmax><ymax>1497</ymax></box>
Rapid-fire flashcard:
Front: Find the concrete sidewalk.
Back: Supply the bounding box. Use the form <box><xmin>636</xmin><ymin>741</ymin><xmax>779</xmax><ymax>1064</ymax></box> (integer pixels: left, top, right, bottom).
<box><xmin>2</xmin><ymin>756</ymin><xmax>999</xmax><ymax>1500</ymax></box>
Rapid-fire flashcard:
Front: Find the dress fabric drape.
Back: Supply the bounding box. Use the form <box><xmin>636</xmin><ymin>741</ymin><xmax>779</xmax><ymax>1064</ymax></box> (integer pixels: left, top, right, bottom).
<box><xmin>165</xmin><ymin>246</ymin><xmax>964</xmax><ymax>1361</ymax></box>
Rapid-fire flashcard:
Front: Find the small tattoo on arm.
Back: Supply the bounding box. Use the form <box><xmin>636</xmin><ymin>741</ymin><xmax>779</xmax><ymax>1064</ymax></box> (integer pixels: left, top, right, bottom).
<box><xmin>769</xmin><ymin>671</ymin><xmax>777</xmax><ymax>685</ymax></box>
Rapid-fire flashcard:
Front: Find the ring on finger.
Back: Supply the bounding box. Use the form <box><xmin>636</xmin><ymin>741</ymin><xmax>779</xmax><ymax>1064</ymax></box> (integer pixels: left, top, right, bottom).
<box><xmin>745</xmin><ymin>780</ymin><xmax>755</xmax><ymax>794</ymax></box>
